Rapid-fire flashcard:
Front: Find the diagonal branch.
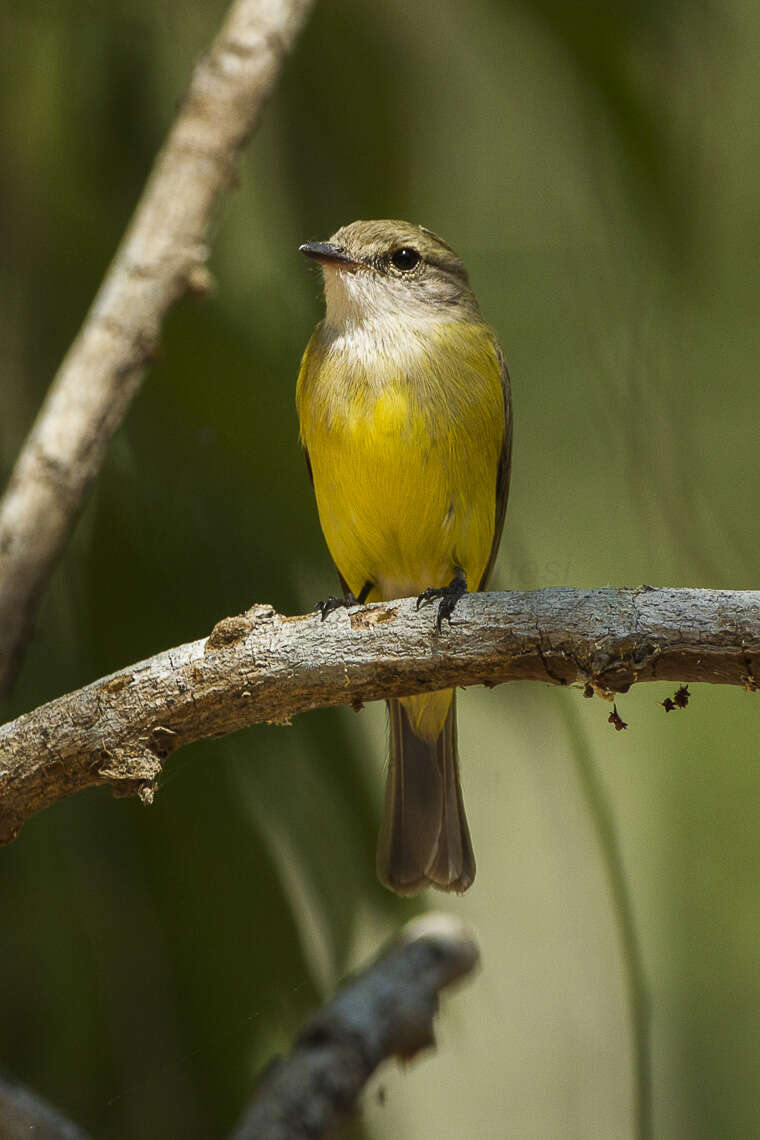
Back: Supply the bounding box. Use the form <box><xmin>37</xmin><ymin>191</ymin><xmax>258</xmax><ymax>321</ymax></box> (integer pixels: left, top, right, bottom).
<box><xmin>0</xmin><ymin>0</ymin><xmax>315</xmax><ymax>700</ymax></box>
<box><xmin>230</xmin><ymin>913</ymin><xmax>479</xmax><ymax>1140</ymax></box>
<box><xmin>1</xmin><ymin>586</ymin><xmax>758</xmax><ymax>845</ymax></box>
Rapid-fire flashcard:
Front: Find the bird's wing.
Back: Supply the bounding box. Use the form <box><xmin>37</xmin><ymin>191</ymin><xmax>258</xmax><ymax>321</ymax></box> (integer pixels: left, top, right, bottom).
<box><xmin>477</xmin><ymin>339</ymin><xmax>513</xmax><ymax>591</ymax></box>
<box><xmin>303</xmin><ymin>444</ymin><xmax>314</xmax><ymax>486</ymax></box>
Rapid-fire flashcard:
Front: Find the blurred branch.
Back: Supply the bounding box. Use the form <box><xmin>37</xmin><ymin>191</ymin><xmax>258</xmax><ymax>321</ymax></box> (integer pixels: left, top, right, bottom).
<box><xmin>0</xmin><ymin>0</ymin><xmax>315</xmax><ymax>701</ymax></box>
<box><xmin>0</xmin><ymin>1071</ymin><xmax>93</xmax><ymax>1140</ymax></box>
<box><xmin>0</xmin><ymin>917</ymin><xmax>476</xmax><ymax>1140</ymax></box>
<box><xmin>230</xmin><ymin>913</ymin><xmax>478</xmax><ymax>1140</ymax></box>
<box><xmin>1</xmin><ymin>586</ymin><xmax>759</xmax><ymax>843</ymax></box>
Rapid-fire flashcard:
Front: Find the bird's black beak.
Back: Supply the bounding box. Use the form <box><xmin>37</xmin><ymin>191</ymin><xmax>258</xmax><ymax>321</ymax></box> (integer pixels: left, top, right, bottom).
<box><xmin>298</xmin><ymin>241</ymin><xmax>360</xmax><ymax>269</ymax></box>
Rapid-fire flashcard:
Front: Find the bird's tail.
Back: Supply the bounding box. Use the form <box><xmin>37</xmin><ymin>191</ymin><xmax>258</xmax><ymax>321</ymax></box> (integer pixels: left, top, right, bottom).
<box><xmin>377</xmin><ymin>691</ymin><xmax>475</xmax><ymax>895</ymax></box>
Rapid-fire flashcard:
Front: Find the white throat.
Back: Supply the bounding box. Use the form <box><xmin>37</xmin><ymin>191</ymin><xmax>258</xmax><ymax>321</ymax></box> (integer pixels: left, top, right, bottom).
<box><xmin>322</xmin><ymin>265</ymin><xmax>442</xmax><ymax>327</ymax></box>
<box><xmin>321</xmin><ymin>265</ymin><xmax>444</xmax><ymax>362</ymax></box>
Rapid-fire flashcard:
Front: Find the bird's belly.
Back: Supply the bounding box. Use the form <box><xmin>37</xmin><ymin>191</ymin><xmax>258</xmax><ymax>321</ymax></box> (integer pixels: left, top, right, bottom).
<box><xmin>309</xmin><ymin>391</ymin><xmax>496</xmax><ymax>602</ymax></box>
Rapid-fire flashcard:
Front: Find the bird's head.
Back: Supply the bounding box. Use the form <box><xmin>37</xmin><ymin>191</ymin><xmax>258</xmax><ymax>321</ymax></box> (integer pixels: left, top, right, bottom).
<box><xmin>299</xmin><ymin>219</ymin><xmax>481</xmax><ymax>328</ymax></box>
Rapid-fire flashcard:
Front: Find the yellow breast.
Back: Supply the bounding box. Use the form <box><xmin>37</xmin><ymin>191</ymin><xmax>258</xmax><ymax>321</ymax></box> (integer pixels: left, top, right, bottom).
<box><xmin>297</xmin><ymin>318</ymin><xmax>505</xmax><ymax>603</ymax></box>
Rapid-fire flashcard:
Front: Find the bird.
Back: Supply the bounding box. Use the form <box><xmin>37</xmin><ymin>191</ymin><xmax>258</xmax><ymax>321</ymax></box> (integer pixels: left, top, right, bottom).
<box><xmin>296</xmin><ymin>219</ymin><xmax>512</xmax><ymax>894</ymax></box>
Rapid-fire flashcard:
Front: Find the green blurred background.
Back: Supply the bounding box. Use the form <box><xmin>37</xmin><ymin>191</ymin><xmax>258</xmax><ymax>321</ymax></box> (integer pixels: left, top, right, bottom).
<box><xmin>2</xmin><ymin>0</ymin><xmax>759</xmax><ymax>1136</ymax></box>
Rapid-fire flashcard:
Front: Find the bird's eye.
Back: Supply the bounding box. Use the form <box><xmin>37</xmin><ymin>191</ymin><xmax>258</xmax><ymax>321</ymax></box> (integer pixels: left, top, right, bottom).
<box><xmin>390</xmin><ymin>247</ymin><xmax>421</xmax><ymax>271</ymax></box>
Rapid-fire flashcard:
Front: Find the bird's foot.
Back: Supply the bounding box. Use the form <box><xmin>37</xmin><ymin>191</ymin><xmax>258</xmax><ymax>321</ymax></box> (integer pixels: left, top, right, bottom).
<box><xmin>314</xmin><ymin>593</ymin><xmax>358</xmax><ymax>620</ymax></box>
<box><xmin>416</xmin><ymin>573</ymin><xmax>468</xmax><ymax>631</ymax></box>
<box><xmin>314</xmin><ymin>581</ymin><xmax>373</xmax><ymax>621</ymax></box>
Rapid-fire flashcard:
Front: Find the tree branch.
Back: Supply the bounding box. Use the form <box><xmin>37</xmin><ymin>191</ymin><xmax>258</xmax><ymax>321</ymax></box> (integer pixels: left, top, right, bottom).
<box><xmin>0</xmin><ymin>916</ymin><xmax>477</xmax><ymax>1140</ymax></box>
<box><xmin>1</xmin><ymin>587</ymin><xmax>758</xmax><ymax>845</ymax></box>
<box><xmin>0</xmin><ymin>0</ymin><xmax>315</xmax><ymax>700</ymax></box>
<box><xmin>229</xmin><ymin>913</ymin><xmax>479</xmax><ymax>1140</ymax></box>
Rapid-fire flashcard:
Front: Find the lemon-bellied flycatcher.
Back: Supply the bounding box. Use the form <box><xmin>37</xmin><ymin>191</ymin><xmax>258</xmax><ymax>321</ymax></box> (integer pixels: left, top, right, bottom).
<box><xmin>297</xmin><ymin>220</ymin><xmax>512</xmax><ymax>895</ymax></box>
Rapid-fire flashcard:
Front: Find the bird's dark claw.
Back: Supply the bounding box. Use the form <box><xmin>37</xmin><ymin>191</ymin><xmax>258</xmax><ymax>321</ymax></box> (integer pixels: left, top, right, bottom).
<box><xmin>314</xmin><ymin>593</ymin><xmax>357</xmax><ymax>620</ymax></box>
<box><xmin>416</xmin><ymin>574</ymin><xmax>467</xmax><ymax>631</ymax></box>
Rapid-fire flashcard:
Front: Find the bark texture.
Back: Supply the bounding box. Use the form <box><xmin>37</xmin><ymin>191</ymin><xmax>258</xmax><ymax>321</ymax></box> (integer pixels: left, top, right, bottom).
<box><xmin>0</xmin><ymin>0</ymin><xmax>315</xmax><ymax>699</ymax></box>
<box><xmin>1</xmin><ymin>587</ymin><xmax>758</xmax><ymax>845</ymax></box>
<box><xmin>231</xmin><ymin>913</ymin><xmax>479</xmax><ymax>1140</ymax></box>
